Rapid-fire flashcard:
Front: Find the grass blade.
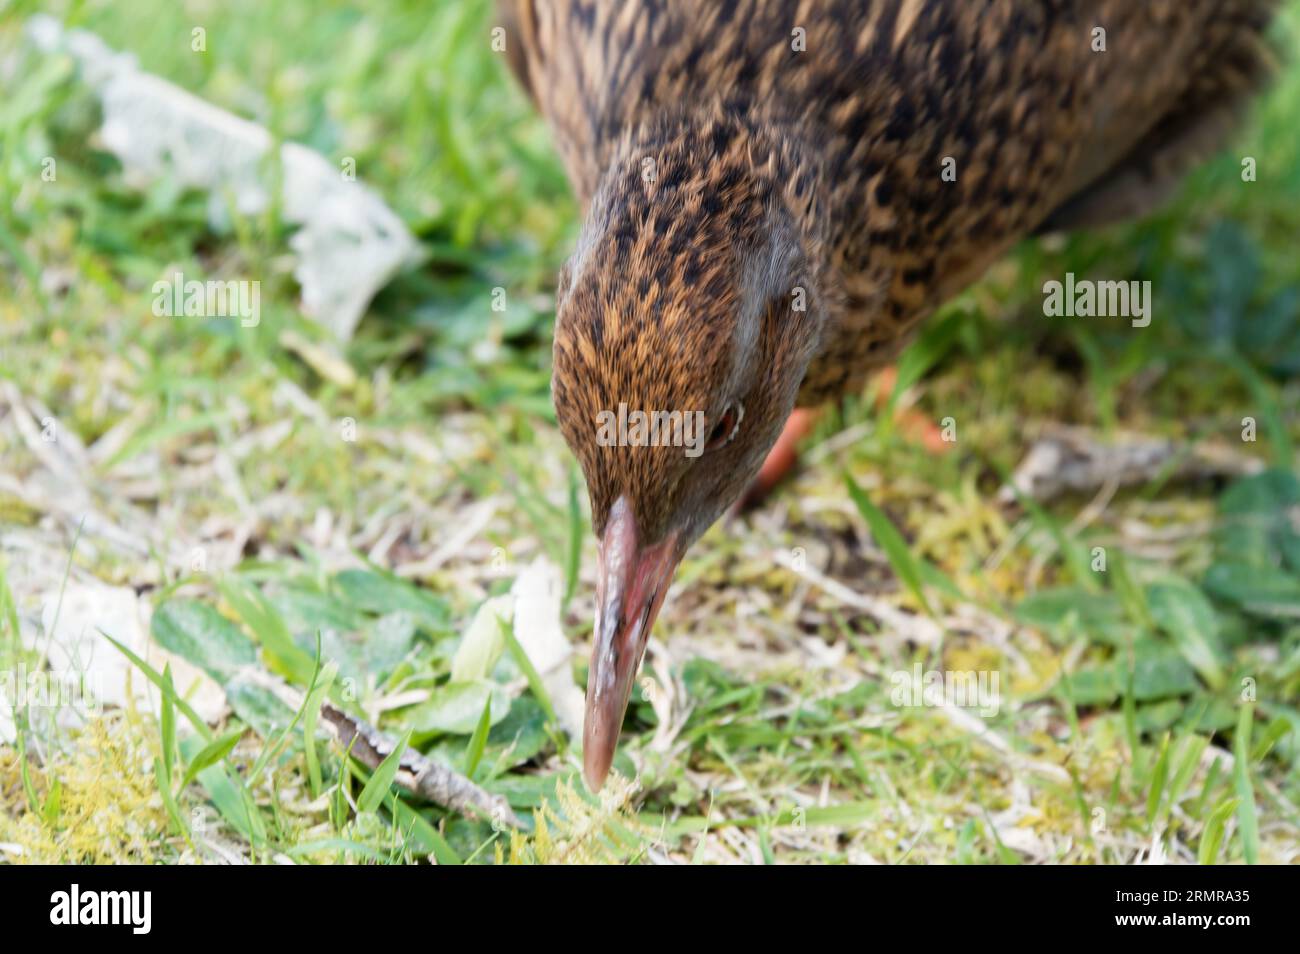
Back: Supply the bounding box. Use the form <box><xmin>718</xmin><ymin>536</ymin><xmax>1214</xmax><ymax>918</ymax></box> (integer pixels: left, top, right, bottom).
<box><xmin>465</xmin><ymin>694</ymin><xmax>493</xmax><ymax>777</ymax></box>
<box><xmin>1198</xmin><ymin>797</ymin><xmax>1240</xmax><ymax>865</ymax></box>
<box><xmin>179</xmin><ymin>725</ymin><xmax>246</xmax><ymax>792</ymax></box>
<box><xmin>1232</xmin><ymin>703</ymin><xmax>1261</xmax><ymax>864</ymax></box>
<box><xmin>357</xmin><ymin>729</ymin><xmax>412</xmax><ymax>814</ymax></box>
<box><xmin>845</xmin><ymin>473</ymin><xmax>933</xmax><ymax>615</ymax></box>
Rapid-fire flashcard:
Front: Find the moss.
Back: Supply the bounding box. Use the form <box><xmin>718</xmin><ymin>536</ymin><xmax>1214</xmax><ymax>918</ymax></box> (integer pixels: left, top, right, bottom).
<box><xmin>0</xmin><ymin>713</ymin><xmax>173</xmax><ymax>864</ymax></box>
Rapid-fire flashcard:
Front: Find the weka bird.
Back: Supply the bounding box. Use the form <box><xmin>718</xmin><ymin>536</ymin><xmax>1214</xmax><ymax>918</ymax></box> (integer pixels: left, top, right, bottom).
<box><xmin>500</xmin><ymin>0</ymin><xmax>1281</xmax><ymax>789</ymax></box>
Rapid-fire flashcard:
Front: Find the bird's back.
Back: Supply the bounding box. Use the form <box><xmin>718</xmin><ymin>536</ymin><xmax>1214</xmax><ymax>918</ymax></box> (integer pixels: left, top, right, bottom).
<box><xmin>507</xmin><ymin>0</ymin><xmax>1279</xmax><ymax>399</ymax></box>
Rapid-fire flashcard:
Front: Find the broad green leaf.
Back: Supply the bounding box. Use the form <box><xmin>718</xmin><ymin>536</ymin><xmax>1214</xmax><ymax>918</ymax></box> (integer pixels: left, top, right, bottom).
<box><xmin>1017</xmin><ymin>587</ymin><xmax>1130</xmax><ymax>645</ymax></box>
<box><xmin>1146</xmin><ymin>579</ymin><xmax>1227</xmax><ymax>688</ymax></box>
<box><xmin>1127</xmin><ymin>644</ymin><xmax>1200</xmax><ymax>700</ymax></box>
<box><xmin>225</xmin><ymin>676</ymin><xmax>296</xmax><ymax>740</ymax></box>
<box><xmin>451</xmin><ymin>596</ymin><xmax>511</xmax><ymax>682</ymax></box>
<box><xmin>1065</xmin><ymin>643</ymin><xmax>1199</xmax><ymax>706</ymax></box>
<box><xmin>1219</xmin><ymin>470</ymin><xmax>1300</xmax><ymax>515</ymax></box>
<box><xmin>150</xmin><ymin>600</ymin><xmax>256</xmax><ymax>682</ymax></box>
<box><xmin>406</xmin><ymin>680</ymin><xmax>510</xmax><ymax>734</ymax></box>
<box><xmin>1204</xmin><ymin>562</ymin><xmax>1300</xmax><ymax>616</ymax></box>
<box><xmin>486</xmin><ymin>696</ymin><xmax>551</xmax><ymax>768</ymax></box>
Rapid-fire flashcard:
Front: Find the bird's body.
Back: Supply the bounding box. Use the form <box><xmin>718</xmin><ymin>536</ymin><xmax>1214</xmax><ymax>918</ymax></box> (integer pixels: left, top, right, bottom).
<box><xmin>502</xmin><ymin>0</ymin><xmax>1281</xmax><ymax>787</ymax></box>
<box><xmin>509</xmin><ymin>0</ymin><xmax>1277</xmax><ymax>400</ymax></box>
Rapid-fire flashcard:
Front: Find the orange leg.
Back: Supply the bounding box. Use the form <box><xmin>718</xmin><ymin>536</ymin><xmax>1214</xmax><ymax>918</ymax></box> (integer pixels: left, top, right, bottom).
<box><xmin>739</xmin><ymin>407</ymin><xmax>818</xmax><ymax>509</ymax></box>
<box><xmin>739</xmin><ymin>366</ymin><xmax>950</xmax><ymax>511</ymax></box>
<box><xmin>872</xmin><ymin>366</ymin><xmax>951</xmax><ymax>455</ymax></box>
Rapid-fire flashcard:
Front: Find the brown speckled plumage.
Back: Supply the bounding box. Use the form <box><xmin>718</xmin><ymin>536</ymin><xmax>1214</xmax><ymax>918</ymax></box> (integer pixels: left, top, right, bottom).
<box><xmin>500</xmin><ymin>0</ymin><xmax>1280</xmax><ymax>787</ymax></box>
<box><xmin>508</xmin><ymin>0</ymin><xmax>1278</xmax><ymax>540</ymax></box>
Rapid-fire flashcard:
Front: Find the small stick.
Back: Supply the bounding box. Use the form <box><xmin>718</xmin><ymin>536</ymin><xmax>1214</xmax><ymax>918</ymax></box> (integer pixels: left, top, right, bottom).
<box><xmin>321</xmin><ymin>702</ymin><xmax>522</xmax><ymax>829</ymax></box>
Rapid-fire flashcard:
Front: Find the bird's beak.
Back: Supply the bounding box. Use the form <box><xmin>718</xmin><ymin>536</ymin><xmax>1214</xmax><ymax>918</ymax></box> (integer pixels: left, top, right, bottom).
<box><xmin>584</xmin><ymin>495</ymin><xmax>681</xmax><ymax>791</ymax></box>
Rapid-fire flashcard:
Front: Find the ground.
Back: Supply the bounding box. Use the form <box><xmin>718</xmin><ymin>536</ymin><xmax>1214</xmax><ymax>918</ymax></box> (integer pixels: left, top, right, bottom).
<box><xmin>0</xmin><ymin>0</ymin><xmax>1298</xmax><ymax>864</ymax></box>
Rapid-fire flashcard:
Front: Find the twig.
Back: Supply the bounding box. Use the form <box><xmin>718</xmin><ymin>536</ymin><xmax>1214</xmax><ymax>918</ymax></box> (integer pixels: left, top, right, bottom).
<box><xmin>320</xmin><ymin>702</ymin><xmax>522</xmax><ymax>828</ymax></box>
<box><xmin>998</xmin><ymin>424</ymin><xmax>1262</xmax><ymax>505</ymax></box>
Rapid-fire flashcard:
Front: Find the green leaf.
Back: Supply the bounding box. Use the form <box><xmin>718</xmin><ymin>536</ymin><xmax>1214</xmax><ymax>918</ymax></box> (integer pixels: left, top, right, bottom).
<box><xmin>1127</xmin><ymin>644</ymin><xmax>1200</xmax><ymax>700</ymax></box>
<box><xmin>40</xmin><ymin>778</ymin><xmax>61</xmax><ymax>828</ymax></box>
<box><xmin>1110</xmin><ymin>552</ymin><xmax>1154</xmax><ymax>629</ymax></box>
<box><xmin>450</xmin><ymin>596</ymin><xmax>511</xmax><ymax>682</ymax></box>
<box><xmin>357</xmin><ymin>729</ymin><xmax>412</xmax><ymax>814</ymax></box>
<box><xmin>1017</xmin><ymin>587</ymin><xmax>1130</xmax><ymax>645</ymax></box>
<box><xmin>179</xmin><ymin>725</ymin><xmax>246</xmax><ymax>791</ymax></box>
<box><xmin>224</xmin><ymin>676</ymin><xmax>296</xmax><ymax>740</ymax></box>
<box><xmin>154</xmin><ymin>758</ymin><xmax>187</xmax><ymax>838</ymax></box>
<box><xmin>1065</xmin><ymin>642</ymin><xmax>1199</xmax><ymax>706</ymax></box>
<box><xmin>150</xmin><ymin>600</ymin><xmax>256</xmax><ymax>682</ymax></box>
<box><xmin>1219</xmin><ymin>470</ymin><xmax>1300</xmax><ymax>515</ymax></box>
<box><xmin>101</xmin><ymin>409</ymin><xmax>231</xmax><ymax>471</ymax></box>
<box><xmin>887</xmin><ymin>308</ymin><xmax>964</xmax><ymax>415</ymax></box>
<box><xmin>0</xmin><ymin>559</ymin><xmax>21</xmax><ymax>648</ymax></box>
<box><xmin>405</xmin><ymin>680</ymin><xmax>510</xmax><ymax>734</ymax></box>
<box><xmin>1145</xmin><ymin>579</ymin><xmax>1227</xmax><ymax>688</ymax></box>
<box><xmin>1204</xmin><ymin>562</ymin><xmax>1300</xmax><ymax>617</ymax></box>
<box><xmin>218</xmin><ymin>579</ymin><xmax>316</xmax><ymax>685</ymax></box>
<box><xmin>845</xmin><ymin>474</ymin><xmax>933</xmax><ymax>615</ymax></box>
<box><xmin>333</xmin><ymin>569</ymin><xmax>450</xmax><ymax>626</ymax></box>
<box><xmin>486</xmin><ymin>696</ymin><xmax>551</xmax><ymax>768</ymax></box>
<box><xmin>1218</xmin><ymin>351</ymin><xmax>1292</xmax><ymax>467</ymax></box>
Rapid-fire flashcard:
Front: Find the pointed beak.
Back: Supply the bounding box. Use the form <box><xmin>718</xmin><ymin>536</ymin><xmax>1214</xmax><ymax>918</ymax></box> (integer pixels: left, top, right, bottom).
<box><xmin>583</xmin><ymin>496</ymin><xmax>681</xmax><ymax>791</ymax></box>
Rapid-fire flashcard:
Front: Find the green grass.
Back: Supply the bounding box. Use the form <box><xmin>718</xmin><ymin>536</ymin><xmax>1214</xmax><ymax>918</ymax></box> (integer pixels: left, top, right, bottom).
<box><xmin>1</xmin><ymin>0</ymin><xmax>1298</xmax><ymax>863</ymax></box>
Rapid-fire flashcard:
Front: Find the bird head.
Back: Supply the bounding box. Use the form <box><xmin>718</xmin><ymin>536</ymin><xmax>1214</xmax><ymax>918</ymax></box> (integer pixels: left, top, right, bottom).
<box><xmin>551</xmin><ymin>115</ymin><xmax>824</xmax><ymax>789</ymax></box>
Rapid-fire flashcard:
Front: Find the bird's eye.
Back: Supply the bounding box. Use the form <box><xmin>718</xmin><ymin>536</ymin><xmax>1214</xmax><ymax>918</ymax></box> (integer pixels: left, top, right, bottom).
<box><xmin>705</xmin><ymin>402</ymin><xmax>743</xmax><ymax>452</ymax></box>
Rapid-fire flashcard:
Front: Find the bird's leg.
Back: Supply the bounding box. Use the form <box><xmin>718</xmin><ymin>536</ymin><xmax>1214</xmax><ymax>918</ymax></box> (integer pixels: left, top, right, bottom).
<box><xmin>738</xmin><ymin>407</ymin><xmax>818</xmax><ymax>509</ymax></box>
<box><xmin>738</xmin><ymin>365</ymin><xmax>955</xmax><ymax>511</ymax></box>
<box><xmin>870</xmin><ymin>366</ymin><xmax>951</xmax><ymax>454</ymax></box>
